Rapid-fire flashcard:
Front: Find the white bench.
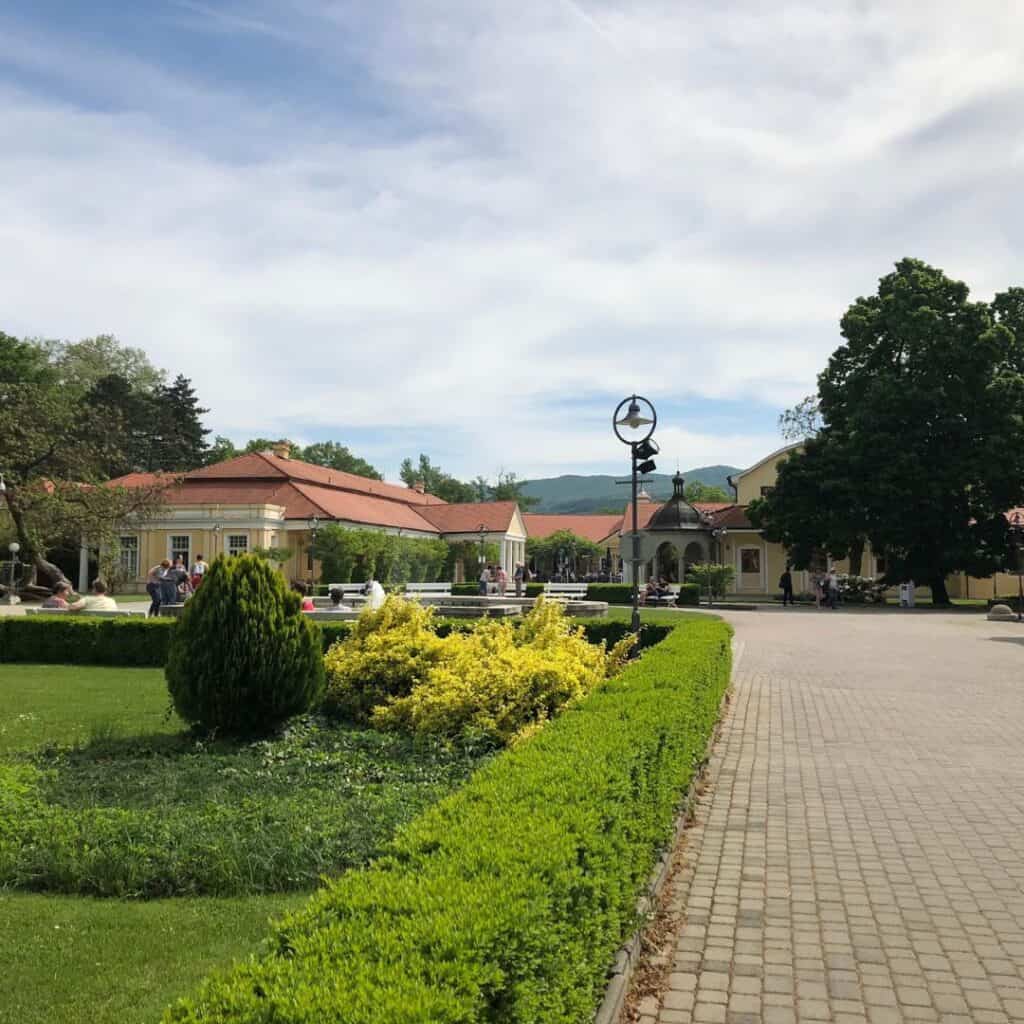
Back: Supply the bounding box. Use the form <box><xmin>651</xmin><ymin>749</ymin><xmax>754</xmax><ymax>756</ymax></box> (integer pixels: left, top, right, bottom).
<box><xmin>325</xmin><ymin>584</ymin><xmax>368</xmax><ymax>600</ymax></box>
<box><xmin>25</xmin><ymin>607</ymin><xmax>146</xmax><ymax>618</ymax></box>
<box><xmin>644</xmin><ymin>583</ymin><xmax>680</xmax><ymax>606</ymax></box>
<box><xmin>543</xmin><ymin>583</ymin><xmax>589</xmax><ymax>601</ymax></box>
<box><xmin>405</xmin><ymin>582</ymin><xmax>453</xmax><ymax>597</ymax></box>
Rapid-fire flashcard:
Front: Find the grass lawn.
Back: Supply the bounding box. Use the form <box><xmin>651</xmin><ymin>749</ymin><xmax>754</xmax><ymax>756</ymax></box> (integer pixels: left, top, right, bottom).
<box><xmin>0</xmin><ymin>662</ymin><xmax>486</xmax><ymax>1022</ymax></box>
<box><xmin>603</xmin><ymin>605</ymin><xmax>707</xmax><ymax>625</ymax></box>
<box><xmin>0</xmin><ymin>891</ymin><xmax>308</xmax><ymax>1024</ymax></box>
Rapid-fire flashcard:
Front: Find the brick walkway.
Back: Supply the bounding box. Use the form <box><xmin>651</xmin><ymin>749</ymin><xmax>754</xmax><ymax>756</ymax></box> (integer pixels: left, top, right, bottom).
<box><xmin>647</xmin><ymin>609</ymin><xmax>1024</xmax><ymax>1024</ymax></box>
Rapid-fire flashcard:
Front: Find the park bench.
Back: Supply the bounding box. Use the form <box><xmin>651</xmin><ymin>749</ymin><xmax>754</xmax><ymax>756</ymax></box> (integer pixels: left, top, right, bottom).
<box><xmin>543</xmin><ymin>582</ymin><xmax>589</xmax><ymax>601</ymax></box>
<box><xmin>404</xmin><ymin>582</ymin><xmax>453</xmax><ymax>598</ymax></box>
<box><xmin>325</xmin><ymin>584</ymin><xmax>368</xmax><ymax>600</ymax></box>
<box><xmin>24</xmin><ymin>607</ymin><xmax>145</xmax><ymax>618</ymax></box>
<box><xmin>644</xmin><ymin>583</ymin><xmax>680</xmax><ymax>607</ymax></box>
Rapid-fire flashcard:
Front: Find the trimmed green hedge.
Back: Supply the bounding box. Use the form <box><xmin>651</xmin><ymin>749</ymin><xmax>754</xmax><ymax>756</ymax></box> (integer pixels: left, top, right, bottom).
<box><xmin>586</xmin><ymin>582</ymin><xmax>700</xmax><ymax>606</ymax></box>
<box><xmin>0</xmin><ymin>617</ymin><xmax>670</xmax><ymax>668</ymax></box>
<box><xmin>165</xmin><ymin>617</ymin><xmax>731</xmax><ymax>1024</ymax></box>
<box><xmin>0</xmin><ymin>616</ymin><xmax>175</xmax><ymax>667</ymax></box>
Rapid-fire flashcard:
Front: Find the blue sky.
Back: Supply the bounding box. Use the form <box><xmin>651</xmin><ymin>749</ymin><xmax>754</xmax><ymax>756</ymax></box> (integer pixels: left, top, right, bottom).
<box><xmin>2</xmin><ymin>1</ymin><xmax>1023</xmax><ymax>482</ymax></box>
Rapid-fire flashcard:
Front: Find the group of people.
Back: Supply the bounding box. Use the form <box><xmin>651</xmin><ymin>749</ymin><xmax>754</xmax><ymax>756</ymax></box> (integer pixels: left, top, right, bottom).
<box><xmin>641</xmin><ymin>577</ymin><xmax>677</xmax><ymax>604</ymax></box>
<box><xmin>146</xmin><ymin>555</ymin><xmax>208</xmax><ymax>617</ymax></box>
<box><xmin>40</xmin><ymin>577</ymin><xmax>118</xmax><ymax>612</ymax></box>
<box><xmin>777</xmin><ymin>568</ymin><xmax>841</xmax><ymax>609</ymax></box>
<box><xmin>478</xmin><ymin>563</ymin><xmax>529</xmax><ymax>598</ymax></box>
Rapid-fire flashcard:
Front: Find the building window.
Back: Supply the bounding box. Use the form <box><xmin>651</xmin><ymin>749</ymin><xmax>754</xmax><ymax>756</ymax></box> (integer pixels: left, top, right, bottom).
<box><xmin>119</xmin><ymin>536</ymin><xmax>139</xmax><ymax>578</ymax></box>
<box><xmin>741</xmin><ymin>548</ymin><xmax>761</xmax><ymax>573</ymax></box>
<box><xmin>760</xmin><ymin>486</ymin><xmax>775</xmax><ymax>497</ymax></box>
<box><xmin>169</xmin><ymin>535</ymin><xmax>190</xmax><ymax>567</ymax></box>
<box><xmin>227</xmin><ymin>534</ymin><xmax>249</xmax><ymax>557</ymax></box>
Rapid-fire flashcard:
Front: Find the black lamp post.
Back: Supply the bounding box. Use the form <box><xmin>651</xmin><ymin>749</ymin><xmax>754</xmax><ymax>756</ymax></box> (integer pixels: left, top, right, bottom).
<box><xmin>1010</xmin><ymin>510</ymin><xmax>1024</xmax><ymax>622</ymax></box>
<box><xmin>613</xmin><ymin>394</ymin><xmax>658</xmax><ymax>634</ymax></box>
<box><xmin>308</xmin><ymin>515</ymin><xmax>320</xmax><ymax>578</ymax></box>
<box><xmin>710</xmin><ymin>526</ymin><xmax>729</xmax><ymax>608</ymax></box>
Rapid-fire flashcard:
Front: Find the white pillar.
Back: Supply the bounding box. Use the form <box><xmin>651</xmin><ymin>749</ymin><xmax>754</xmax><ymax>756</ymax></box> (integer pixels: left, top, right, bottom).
<box><xmin>78</xmin><ymin>542</ymin><xmax>89</xmax><ymax>592</ymax></box>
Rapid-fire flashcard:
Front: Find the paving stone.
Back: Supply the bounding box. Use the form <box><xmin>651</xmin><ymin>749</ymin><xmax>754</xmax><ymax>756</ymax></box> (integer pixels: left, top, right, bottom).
<box><xmin>645</xmin><ymin>612</ymin><xmax>1024</xmax><ymax>1024</ymax></box>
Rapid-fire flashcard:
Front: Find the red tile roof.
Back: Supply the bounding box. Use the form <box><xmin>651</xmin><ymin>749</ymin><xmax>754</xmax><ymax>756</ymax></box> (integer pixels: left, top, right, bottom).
<box><xmin>619</xmin><ymin>501</ymin><xmax>662</xmax><ymax>533</ymax></box>
<box><xmin>289</xmin><ymin>482</ymin><xmax>441</xmax><ymax>532</ymax></box>
<box><xmin>186</xmin><ymin>451</ymin><xmax>446</xmax><ymax>506</ymax></box>
<box><xmin>417</xmin><ymin>501</ymin><xmax>518</xmax><ymax>534</ymax></box>
<box><xmin>106</xmin><ymin>471</ymin><xmax>180</xmax><ymax>489</ymax></box>
<box><xmin>703</xmin><ymin>505</ymin><xmax>755</xmax><ymax>529</ymax></box>
<box><xmin>523</xmin><ymin>514</ymin><xmax>623</xmax><ymax>543</ymax></box>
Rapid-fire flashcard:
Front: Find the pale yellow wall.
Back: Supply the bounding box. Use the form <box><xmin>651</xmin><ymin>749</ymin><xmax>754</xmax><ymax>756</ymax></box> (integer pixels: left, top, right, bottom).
<box><xmin>733</xmin><ymin>445</ymin><xmax>801</xmax><ymax>506</ymax></box>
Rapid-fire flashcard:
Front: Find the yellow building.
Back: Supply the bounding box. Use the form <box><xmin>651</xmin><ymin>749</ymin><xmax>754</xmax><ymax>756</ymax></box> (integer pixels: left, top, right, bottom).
<box><xmin>104</xmin><ymin>445</ymin><xmax>528</xmax><ymax>593</ymax></box>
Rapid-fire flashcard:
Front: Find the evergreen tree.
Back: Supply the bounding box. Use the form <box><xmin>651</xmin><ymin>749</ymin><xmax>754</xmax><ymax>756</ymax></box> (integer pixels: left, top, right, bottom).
<box><xmin>148</xmin><ymin>374</ymin><xmax>210</xmax><ymax>471</ymax></box>
<box><xmin>166</xmin><ymin>554</ymin><xmax>325</xmax><ymax>734</ymax></box>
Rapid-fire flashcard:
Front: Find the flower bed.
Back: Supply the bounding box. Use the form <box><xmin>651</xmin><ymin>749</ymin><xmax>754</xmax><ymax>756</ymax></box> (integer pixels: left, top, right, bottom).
<box><xmin>165</xmin><ymin>616</ymin><xmax>732</xmax><ymax>1024</ymax></box>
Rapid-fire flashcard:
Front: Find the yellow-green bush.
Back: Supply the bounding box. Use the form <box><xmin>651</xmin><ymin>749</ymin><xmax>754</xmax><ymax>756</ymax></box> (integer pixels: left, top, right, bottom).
<box><xmin>321</xmin><ymin>596</ymin><xmax>446</xmax><ymax>720</ymax></box>
<box><xmin>324</xmin><ymin>597</ymin><xmax>634</xmax><ymax>744</ymax></box>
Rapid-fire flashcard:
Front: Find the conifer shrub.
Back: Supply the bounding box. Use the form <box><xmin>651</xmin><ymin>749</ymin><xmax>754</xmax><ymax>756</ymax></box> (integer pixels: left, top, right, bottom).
<box><xmin>166</xmin><ymin>555</ymin><xmax>325</xmax><ymax>735</ymax></box>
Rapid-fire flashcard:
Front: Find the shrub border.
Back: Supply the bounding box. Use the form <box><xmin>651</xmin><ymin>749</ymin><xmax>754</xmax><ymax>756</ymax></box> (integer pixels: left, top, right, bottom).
<box><xmin>164</xmin><ymin>616</ymin><xmax>733</xmax><ymax>1024</ymax></box>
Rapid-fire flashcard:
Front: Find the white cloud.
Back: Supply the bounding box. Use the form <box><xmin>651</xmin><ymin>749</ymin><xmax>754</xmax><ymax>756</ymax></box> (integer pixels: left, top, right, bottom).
<box><xmin>1</xmin><ymin>1</ymin><xmax>1023</xmax><ymax>479</ymax></box>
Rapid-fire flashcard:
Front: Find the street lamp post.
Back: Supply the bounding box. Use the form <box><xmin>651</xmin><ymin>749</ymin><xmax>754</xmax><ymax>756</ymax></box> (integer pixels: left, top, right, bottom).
<box><xmin>1010</xmin><ymin>510</ymin><xmax>1024</xmax><ymax>623</ymax></box>
<box><xmin>308</xmin><ymin>515</ymin><xmax>320</xmax><ymax>585</ymax></box>
<box><xmin>613</xmin><ymin>395</ymin><xmax>658</xmax><ymax>634</ymax></box>
<box><xmin>3</xmin><ymin>541</ymin><xmax>21</xmax><ymax>606</ymax></box>
<box><xmin>710</xmin><ymin>526</ymin><xmax>729</xmax><ymax>608</ymax></box>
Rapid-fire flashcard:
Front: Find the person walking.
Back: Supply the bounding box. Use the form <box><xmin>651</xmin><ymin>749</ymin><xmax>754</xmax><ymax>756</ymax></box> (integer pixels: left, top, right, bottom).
<box><xmin>478</xmin><ymin>564</ymin><xmax>491</xmax><ymax>596</ymax></box>
<box><xmin>146</xmin><ymin>560</ymin><xmax>171</xmax><ymax>617</ymax></box>
<box><xmin>513</xmin><ymin>563</ymin><xmax>524</xmax><ymax>598</ymax></box>
<box><xmin>190</xmin><ymin>554</ymin><xmax>209</xmax><ymax>591</ymax></box>
<box><xmin>812</xmin><ymin>575</ymin><xmax>824</xmax><ymax>609</ymax></box>
<box><xmin>779</xmin><ymin>567</ymin><xmax>794</xmax><ymax>607</ymax></box>
<box><xmin>826</xmin><ymin>569</ymin><xmax>840</xmax><ymax>609</ymax></box>
<box><xmin>496</xmin><ymin>565</ymin><xmax>508</xmax><ymax>597</ymax></box>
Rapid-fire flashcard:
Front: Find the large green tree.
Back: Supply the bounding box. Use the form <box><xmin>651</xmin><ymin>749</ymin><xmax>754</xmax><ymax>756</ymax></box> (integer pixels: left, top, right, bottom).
<box><xmin>399</xmin><ymin>454</ymin><xmax>477</xmax><ymax>504</ymax></box>
<box><xmin>0</xmin><ymin>334</ymin><xmax>167</xmax><ymax>586</ymax></box>
<box><xmin>750</xmin><ymin>259</ymin><xmax>1024</xmax><ymax>604</ymax></box>
<box><xmin>300</xmin><ymin>441</ymin><xmax>382</xmax><ymax>480</ymax></box>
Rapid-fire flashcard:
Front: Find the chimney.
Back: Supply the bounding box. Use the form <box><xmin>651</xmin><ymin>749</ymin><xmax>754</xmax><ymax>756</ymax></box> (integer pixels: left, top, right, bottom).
<box><xmin>412</xmin><ymin>479</ymin><xmax>425</xmax><ymax>494</ymax></box>
<box><xmin>271</xmin><ymin>440</ymin><xmax>291</xmax><ymax>460</ymax></box>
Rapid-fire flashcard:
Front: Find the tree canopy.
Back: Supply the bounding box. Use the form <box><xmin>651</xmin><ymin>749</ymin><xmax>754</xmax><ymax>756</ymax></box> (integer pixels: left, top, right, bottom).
<box><xmin>0</xmin><ymin>334</ymin><xmax>168</xmax><ymax>584</ymax></box>
<box><xmin>683</xmin><ymin>481</ymin><xmax>731</xmax><ymax>504</ymax></box>
<box><xmin>399</xmin><ymin>454</ymin><xmax>478</xmax><ymax>504</ymax></box>
<box><xmin>750</xmin><ymin>258</ymin><xmax>1024</xmax><ymax>604</ymax></box>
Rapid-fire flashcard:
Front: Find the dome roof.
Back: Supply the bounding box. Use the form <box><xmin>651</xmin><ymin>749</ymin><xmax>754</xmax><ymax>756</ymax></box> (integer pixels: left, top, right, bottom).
<box><xmin>646</xmin><ymin>473</ymin><xmax>706</xmax><ymax>530</ymax></box>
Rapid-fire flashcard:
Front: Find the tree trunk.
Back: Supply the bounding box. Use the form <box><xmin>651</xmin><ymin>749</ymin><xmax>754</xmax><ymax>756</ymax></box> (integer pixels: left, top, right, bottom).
<box><xmin>3</xmin><ymin>489</ymin><xmax>67</xmax><ymax>590</ymax></box>
<box><xmin>848</xmin><ymin>537</ymin><xmax>864</xmax><ymax>577</ymax></box>
<box><xmin>929</xmin><ymin>574</ymin><xmax>951</xmax><ymax>606</ymax></box>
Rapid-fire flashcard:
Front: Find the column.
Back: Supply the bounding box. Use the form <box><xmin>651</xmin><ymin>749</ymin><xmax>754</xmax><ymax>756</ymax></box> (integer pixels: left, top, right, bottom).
<box><xmin>78</xmin><ymin>541</ymin><xmax>89</xmax><ymax>592</ymax></box>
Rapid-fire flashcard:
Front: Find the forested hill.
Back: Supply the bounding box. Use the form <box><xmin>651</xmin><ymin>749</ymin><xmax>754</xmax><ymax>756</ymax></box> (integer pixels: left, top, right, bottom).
<box><xmin>520</xmin><ymin>466</ymin><xmax>740</xmax><ymax>514</ymax></box>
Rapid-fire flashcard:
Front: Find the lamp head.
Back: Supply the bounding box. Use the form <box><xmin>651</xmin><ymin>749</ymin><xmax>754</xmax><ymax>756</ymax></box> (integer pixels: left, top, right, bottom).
<box><xmin>8</xmin><ymin>541</ymin><xmax>19</xmax><ymax>555</ymax></box>
<box><xmin>637</xmin><ymin>458</ymin><xmax>657</xmax><ymax>475</ymax></box>
<box><xmin>612</xmin><ymin>394</ymin><xmax>657</xmax><ymax>445</ymax></box>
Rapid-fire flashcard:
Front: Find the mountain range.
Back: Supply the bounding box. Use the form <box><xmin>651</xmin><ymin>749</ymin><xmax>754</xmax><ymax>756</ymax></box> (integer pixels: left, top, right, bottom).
<box><xmin>519</xmin><ymin>465</ymin><xmax>740</xmax><ymax>514</ymax></box>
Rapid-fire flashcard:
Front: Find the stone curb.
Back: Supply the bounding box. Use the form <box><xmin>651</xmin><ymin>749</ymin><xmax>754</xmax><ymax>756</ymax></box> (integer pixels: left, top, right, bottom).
<box><xmin>593</xmin><ymin>638</ymin><xmax>744</xmax><ymax>1024</ymax></box>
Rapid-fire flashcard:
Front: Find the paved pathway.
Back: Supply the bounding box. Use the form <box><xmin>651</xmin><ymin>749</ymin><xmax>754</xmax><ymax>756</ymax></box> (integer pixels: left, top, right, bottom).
<box><xmin>646</xmin><ymin>609</ymin><xmax>1024</xmax><ymax>1024</ymax></box>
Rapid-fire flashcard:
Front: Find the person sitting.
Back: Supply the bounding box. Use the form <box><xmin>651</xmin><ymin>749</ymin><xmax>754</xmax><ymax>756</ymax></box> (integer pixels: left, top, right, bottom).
<box><xmin>300</xmin><ymin>595</ymin><xmax>316</xmax><ymax>612</ymax></box>
<box><xmin>41</xmin><ymin>581</ymin><xmax>74</xmax><ymax>609</ymax></box>
<box><xmin>328</xmin><ymin>586</ymin><xmax>348</xmax><ymax>609</ymax></box>
<box><xmin>68</xmin><ymin>578</ymin><xmax>118</xmax><ymax>613</ymax></box>
<box><xmin>363</xmin><ymin>577</ymin><xmax>386</xmax><ymax>610</ymax></box>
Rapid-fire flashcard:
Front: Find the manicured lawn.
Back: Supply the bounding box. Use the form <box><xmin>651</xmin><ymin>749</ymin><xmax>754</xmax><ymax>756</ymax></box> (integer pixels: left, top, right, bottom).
<box><xmin>0</xmin><ymin>891</ymin><xmax>308</xmax><ymax>1024</ymax></box>
<box><xmin>0</xmin><ymin>662</ymin><xmax>487</xmax><ymax>1021</ymax></box>
<box><xmin>603</xmin><ymin>605</ymin><xmax>706</xmax><ymax>625</ymax></box>
<box><xmin>0</xmin><ymin>664</ymin><xmax>178</xmax><ymax>752</ymax></box>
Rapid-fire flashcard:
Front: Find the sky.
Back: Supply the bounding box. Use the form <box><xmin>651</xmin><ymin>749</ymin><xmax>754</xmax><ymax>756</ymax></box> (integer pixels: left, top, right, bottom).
<box><xmin>2</xmin><ymin>1</ymin><xmax>1023</xmax><ymax>483</ymax></box>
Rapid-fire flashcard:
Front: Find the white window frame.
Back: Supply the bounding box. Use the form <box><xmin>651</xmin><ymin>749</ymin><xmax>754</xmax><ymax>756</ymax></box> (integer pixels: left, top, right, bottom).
<box><xmin>168</xmin><ymin>534</ymin><xmax>191</xmax><ymax>567</ymax></box>
<box><xmin>227</xmin><ymin>534</ymin><xmax>249</xmax><ymax>557</ymax></box>
<box><xmin>119</xmin><ymin>536</ymin><xmax>139</xmax><ymax>578</ymax></box>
